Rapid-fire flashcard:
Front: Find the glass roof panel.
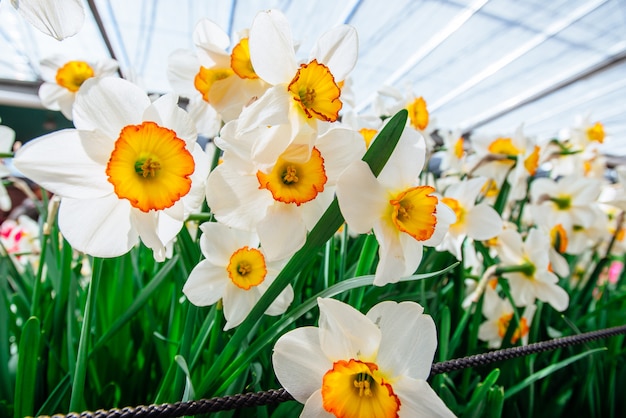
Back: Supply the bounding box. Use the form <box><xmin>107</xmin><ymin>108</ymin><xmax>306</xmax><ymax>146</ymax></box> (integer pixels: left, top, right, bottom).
<box><xmin>0</xmin><ymin>0</ymin><xmax>623</xmax><ymax>149</ymax></box>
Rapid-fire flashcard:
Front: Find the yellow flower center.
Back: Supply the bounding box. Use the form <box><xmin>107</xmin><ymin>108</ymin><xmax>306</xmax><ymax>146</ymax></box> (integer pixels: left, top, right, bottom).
<box><xmin>230</xmin><ymin>37</ymin><xmax>258</xmax><ymax>79</ymax></box>
<box><xmin>481</xmin><ymin>179</ymin><xmax>499</xmax><ymax>198</ymax></box>
<box><xmin>389</xmin><ymin>185</ymin><xmax>438</xmax><ymax>241</ymax></box>
<box><xmin>441</xmin><ymin>197</ymin><xmax>465</xmax><ymax>228</ymax></box>
<box><xmin>256</xmin><ymin>146</ymin><xmax>327</xmax><ymax>206</ymax></box>
<box><xmin>359</xmin><ymin>128</ymin><xmax>378</xmax><ymax>149</ymax></box>
<box><xmin>322</xmin><ymin>359</ymin><xmax>400</xmax><ymax>418</ymax></box>
<box><xmin>106</xmin><ymin>121</ymin><xmax>195</xmax><ymax>212</ymax></box>
<box><xmin>55</xmin><ymin>60</ymin><xmax>95</xmax><ymax>92</ymax></box>
<box><xmin>524</xmin><ymin>145</ymin><xmax>540</xmax><ymax>175</ymax></box>
<box><xmin>497</xmin><ymin>313</ymin><xmax>530</xmax><ymax>344</ymax></box>
<box><xmin>454</xmin><ymin>137</ymin><xmax>465</xmax><ymax>159</ymax></box>
<box><xmin>406</xmin><ymin>97</ymin><xmax>429</xmax><ymax>131</ymax></box>
<box><xmin>194</xmin><ymin>66</ymin><xmax>234</xmax><ymax>102</ymax></box>
<box><xmin>550</xmin><ymin>224</ymin><xmax>568</xmax><ymax>253</ymax></box>
<box><xmin>288</xmin><ymin>59</ymin><xmax>342</xmax><ymax>122</ymax></box>
<box><xmin>226</xmin><ymin>246</ymin><xmax>267</xmax><ymax>290</ymax></box>
<box><xmin>586</xmin><ymin>122</ymin><xmax>605</xmax><ymax>143</ymax></box>
<box><xmin>488</xmin><ymin>137</ymin><xmax>522</xmax><ymax>156</ymax></box>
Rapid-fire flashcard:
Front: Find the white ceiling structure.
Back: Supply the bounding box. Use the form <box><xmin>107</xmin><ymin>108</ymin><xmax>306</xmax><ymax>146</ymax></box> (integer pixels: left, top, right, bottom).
<box><xmin>0</xmin><ymin>0</ymin><xmax>625</xmax><ymax>154</ymax></box>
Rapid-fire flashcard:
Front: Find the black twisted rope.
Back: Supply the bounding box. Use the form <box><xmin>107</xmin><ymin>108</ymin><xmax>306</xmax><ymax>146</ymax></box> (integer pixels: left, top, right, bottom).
<box><xmin>41</xmin><ymin>324</ymin><xmax>626</xmax><ymax>418</ymax></box>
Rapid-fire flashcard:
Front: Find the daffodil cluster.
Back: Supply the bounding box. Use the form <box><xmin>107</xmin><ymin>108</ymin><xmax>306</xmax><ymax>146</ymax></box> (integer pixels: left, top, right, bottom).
<box><xmin>4</xmin><ymin>5</ymin><xmax>625</xmax><ymax>417</ymax></box>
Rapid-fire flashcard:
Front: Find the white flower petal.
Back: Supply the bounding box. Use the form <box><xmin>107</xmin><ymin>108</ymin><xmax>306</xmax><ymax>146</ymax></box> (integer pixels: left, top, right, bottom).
<box><xmin>465</xmin><ymin>204</ymin><xmax>503</xmax><ymax>241</ymax></box>
<box><xmin>12</xmin><ymin>0</ymin><xmax>85</xmax><ymax>40</ymax></box>
<box><xmin>373</xmin><ymin>221</ymin><xmax>407</xmax><ymax>286</ymax></box>
<box><xmin>237</xmin><ymin>86</ymin><xmax>291</xmax><ymax>134</ymax></box>
<box><xmin>58</xmin><ymin>194</ymin><xmax>138</xmax><ymax>257</ymax></box>
<box><xmin>156</xmin><ymin>205</ymin><xmax>186</xmax><ymax>250</ymax></box>
<box><xmin>183</xmin><ymin>261</ymin><xmax>228</xmax><ymax>306</ymax></box>
<box><xmin>264</xmin><ymin>284</ymin><xmax>294</xmax><ymax>316</ymax></box>
<box><xmin>130</xmin><ymin>210</ymin><xmax>168</xmax><ymax>262</ymax></box>
<box><xmin>13</xmin><ymin>129</ymin><xmax>111</xmax><ymax>199</ymax></box>
<box><xmin>314</xmin><ymin>127</ymin><xmax>365</xmax><ymax>183</ymax></box>
<box><xmin>167</xmin><ymin>49</ymin><xmax>202</xmax><ymax>98</ymax></box>
<box><xmin>206</xmin><ymin>162</ymin><xmax>273</xmax><ymax>230</ymax></box>
<box><xmin>198</xmin><ymin>222</ymin><xmax>258</xmax><ymax>265</ymax></box>
<box><xmin>300</xmin><ymin>390</ymin><xmax>332</xmax><ymax>418</ymax></box>
<box><xmin>143</xmin><ymin>93</ymin><xmax>197</xmax><ymax>148</ymax></box>
<box><xmin>73</xmin><ymin>78</ymin><xmax>150</xmax><ymax>139</ymax></box>
<box><xmin>0</xmin><ymin>126</ymin><xmax>15</xmax><ymax>152</ymax></box>
<box><xmin>421</xmin><ymin>202</ymin><xmax>456</xmax><ymax>247</ymax></box>
<box><xmin>193</xmin><ymin>18</ymin><xmax>230</xmax><ymax>54</ymax></box>
<box><xmin>309</xmin><ymin>25</ymin><xmax>358</xmax><ymax>82</ymax></box>
<box><xmin>398</xmin><ymin>232</ymin><xmax>425</xmax><ymax>278</ymax></box>
<box><xmin>534</xmin><ymin>278</ymin><xmax>569</xmax><ymax>312</ymax></box>
<box><xmin>530</xmin><ymin>177</ymin><xmax>557</xmax><ymax>203</ymax></box>
<box><xmin>393</xmin><ymin>376</ymin><xmax>456</xmax><ymax>417</ymax></box>
<box><xmin>209</xmin><ymin>77</ymin><xmax>268</xmax><ymax>122</ymax></box>
<box><xmin>249</xmin><ymin>9</ymin><xmax>297</xmax><ymax>85</ymax></box>
<box><xmin>257</xmin><ymin>204</ymin><xmax>306</xmax><ymax>261</ymax></box>
<box><xmin>336</xmin><ymin>160</ymin><xmax>387</xmax><ymax>234</ymax></box>
<box><xmin>222</xmin><ymin>284</ymin><xmax>258</xmax><ymax>330</ymax></box>
<box><xmin>273</xmin><ymin>327</ymin><xmax>330</xmax><ymax>404</ymax></box>
<box><xmin>496</xmin><ymin>229</ymin><xmax>525</xmax><ymax>265</ymax></box>
<box><xmin>317</xmin><ymin>297</ymin><xmax>381</xmax><ymax>362</ymax></box>
<box><xmin>367</xmin><ymin>301</ymin><xmax>436</xmax><ymax>380</ymax></box>
<box><xmin>38</xmin><ymin>83</ymin><xmax>66</xmax><ymax>111</ymax></box>
<box><xmin>377</xmin><ymin>128</ymin><xmax>425</xmax><ymax>188</ymax></box>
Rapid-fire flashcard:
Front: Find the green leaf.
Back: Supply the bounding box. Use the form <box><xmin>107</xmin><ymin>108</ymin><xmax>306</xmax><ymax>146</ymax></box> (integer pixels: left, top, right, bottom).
<box><xmin>485</xmin><ymin>386</ymin><xmax>504</xmax><ymax>418</ymax></box>
<box><xmin>464</xmin><ymin>368</ymin><xmax>500</xmax><ymax>418</ymax></box>
<box><xmin>14</xmin><ymin>316</ymin><xmax>41</xmax><ymax>418</ymax></box>
<box><xmin>174</xmin><ymin>355</ymin><xmax>195</xmax><ymax>402</ymax></box>
<box><xmin>69</xmin><ymin>257</ymin><xmax>103</xmax><ymax>412</ymax></box>
<box><xmin>91</xmin><ymin>255</ymin><xmax>179</xmax><ymax>352</ymax></box>
<box><xmin>504</xmin><ymin>347</ymin><xmax>607</xmax><ymax>399</ymax></box>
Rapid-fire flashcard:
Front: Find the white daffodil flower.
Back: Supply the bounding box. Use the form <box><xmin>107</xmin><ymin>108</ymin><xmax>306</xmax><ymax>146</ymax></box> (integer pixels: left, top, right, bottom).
<box><xmin>183</xmin><ymin>222</ymin><xmax>293</xmax><ymax>331</ymax></box>
<box><xmin>336</xmin><ymin>127</ymin><xmax>455</xmax><ymax>286</ymax></box>
<box><xmin>11</xmin><ymin>0</ymin><xmax>84</xmax><ymax>40</ymax></box>
<box><xmin>272</xmin><ymin>298</ymin><xmax>454</xmax><ymax>418</ymax></box>
<box><xmin>438</xmin><ymin>176</ymin><xmax>503</xmax><ymax>260</ymax></box>
<box><xmin>13</xmin><ymin>78</ymin><xmax>210</xmax><ymax>261</ymax></box>
<box><xmin>478</xmin><ymin>286</ymin><xmax>536</xmax><ymax>349</ymax></box>
<box><xmin>496</xmin><ymin>228</ymin><xmax>569</xmax><ymax>311</ymax></box>
<box><xmin>207</xmin><ymin>123</ymin><xmax>365</xmax><ymax>261</ymax></box>
<box><xmin>272</xmin><ymin>297</ymin><xmax>456</xmax><ymax>417</ymax></box>
<box><xmin>167</xmin><ymin>18</ymin><xmax>269</xmax><ymax>135</ymax></box>
<box><xmin>237</xmin><ymin>9</ymin><xmax>358</xmax><ymax>166</ymax></box>
<box><xmin>528</xmin><ymin>174</ymin><xmax>602</xmax><ymax>233</ymax></box>
<box><xmin>38</xmin><ymin>55</ymin><xmax>119</xmax><ymax>120</ymax></box>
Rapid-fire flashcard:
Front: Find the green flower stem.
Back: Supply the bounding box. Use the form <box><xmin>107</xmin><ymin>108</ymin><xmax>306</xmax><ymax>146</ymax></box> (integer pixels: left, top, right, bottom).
<box><xmin>348</xmin><ymin>233</ymin><xmax>378</xmax><ymax>308</ymax></box>
<box><xmin>495</xmin><ymin>263</ymin><xmax>535</xmax><ymax>277</ymax></box>
<box><xmin>69</xmin><ymin>257</ymin><xmax>103</xmax><ymax>412</ymax></box>
<box><xmin>186</xmin><ymin>213</ymin><xmax>213</xmax><ymax>222</ymax></box>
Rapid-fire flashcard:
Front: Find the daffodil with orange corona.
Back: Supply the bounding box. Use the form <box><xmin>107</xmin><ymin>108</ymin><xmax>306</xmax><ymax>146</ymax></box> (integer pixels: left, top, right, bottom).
<box><xmin>272</xmin><ymin>297</ymin><xmax>456</xmax><ymax>417</ymax></box>
<box><xmin>14</xmin><ymin>77</ymin><xmax>209</xmax><ymax>261</ymax></box>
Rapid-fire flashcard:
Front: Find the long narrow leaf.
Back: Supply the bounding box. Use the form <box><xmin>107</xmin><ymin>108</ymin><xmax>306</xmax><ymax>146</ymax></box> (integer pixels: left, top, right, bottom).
<box><xmin>504</xmin><ymin>347</ymin><xmax>607</xmax><ymax>399</ymax></box>
<box><xmin>14</xmin><ymin>316</ymin><xmax>41</xmax><ymax>418</ymax></box>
